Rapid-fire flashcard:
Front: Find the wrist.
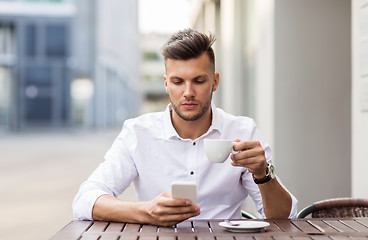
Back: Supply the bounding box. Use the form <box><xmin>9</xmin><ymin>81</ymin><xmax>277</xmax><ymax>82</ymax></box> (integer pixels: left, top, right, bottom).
<box><xmin>253</xmin><ymin>172</ymin><xmax>266</xmax><ymax>179</ymax></box>
<box><xmin>253</xmin><ymin>164</ymin><xmax>275</xmax><ymax>184</ymax></box>
<box><xmin>115</xmin><ymin>200</ymin><xmax>150</xmax><ymax>224</ymax></box>
<box><xmin>252</xmin><ymin>163</ymin><xmax>268</xmax><ymax>179</ymax></box>
<box><xmin>138</xmin><ymin>201</ymin><xmax>153</xmax><ymax>224</ymax></box>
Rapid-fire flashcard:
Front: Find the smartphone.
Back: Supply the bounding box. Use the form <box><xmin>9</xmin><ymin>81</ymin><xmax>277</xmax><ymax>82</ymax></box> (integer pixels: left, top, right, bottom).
<box><xmin>171</xmin><ymin>181</ymin><xmax>197</xmax><ymax>204</ymax></box>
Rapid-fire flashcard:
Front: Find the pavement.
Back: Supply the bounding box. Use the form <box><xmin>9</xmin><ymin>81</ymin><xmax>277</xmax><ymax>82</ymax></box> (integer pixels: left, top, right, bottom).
<box><xmin>0</xmin><ymin>128</ymin><xmax>137</xmax><ymax>240</ymax></box>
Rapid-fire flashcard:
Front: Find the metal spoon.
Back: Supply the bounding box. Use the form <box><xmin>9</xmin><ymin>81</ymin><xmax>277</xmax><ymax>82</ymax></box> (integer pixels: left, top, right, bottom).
<box><xmin>225</xmin><ymin>219</ymin><xmax>240</xmax><ymax>226</ymax></box>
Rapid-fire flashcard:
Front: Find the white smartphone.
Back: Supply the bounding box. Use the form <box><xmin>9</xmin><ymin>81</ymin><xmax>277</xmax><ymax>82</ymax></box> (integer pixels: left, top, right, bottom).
<box><xmin>171</xmin><ymin>181</ymin><xmax>197</xmax><ymax>204</ymax></box>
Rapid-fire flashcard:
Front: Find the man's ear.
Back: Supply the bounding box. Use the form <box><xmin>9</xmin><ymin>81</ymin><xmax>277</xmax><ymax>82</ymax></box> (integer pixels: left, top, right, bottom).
<box><xmin>164</xmin><ymin>74</ymin><xmax>168</xmax><ymax>94</ymax></box>
<box><xmin>212</xmin><ymin>72</ymin><xmax>220</xmax><ymax>92</ymax></box>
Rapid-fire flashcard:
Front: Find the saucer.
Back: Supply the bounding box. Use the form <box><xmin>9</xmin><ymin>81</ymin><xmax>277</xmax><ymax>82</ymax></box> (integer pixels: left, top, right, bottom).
<box><xmin>219</xmin><ymin>220</ymin><xmax>270</xmax><ymax>232</ymax></box>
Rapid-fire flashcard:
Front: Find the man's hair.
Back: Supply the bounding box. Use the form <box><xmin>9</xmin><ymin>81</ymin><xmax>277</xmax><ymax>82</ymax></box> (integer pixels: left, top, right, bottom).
<box><xmin>161</xmin><ymin>28</ymin><xmax>216</xmax><ymax>70</ymax></box>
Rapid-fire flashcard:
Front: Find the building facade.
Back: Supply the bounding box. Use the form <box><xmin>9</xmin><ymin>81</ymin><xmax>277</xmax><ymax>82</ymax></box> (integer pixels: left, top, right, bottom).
<box><xmin>352</xmin><ymin>0</ymin><xmax>368</xmax><ymax>198</ymax></box>
<box><xmin>92</xmin><ymin>0</ymin><xmax>140</xmax><ymax>128</ymax></box>
<box><xmin>190</xmin><ymin>0</ymin><xmax>352</xmax><ymax>214</ymax></box>
<box><xmin>139</xmin><ymin>32</ymin><xmax>170</xmax><ymax>114</ymax></box>
<box><xmin>0</xmin><ymin>0</ymin><xmax>75</xmax><ymax>130</ymax></box>
<box><xmin>0</xmin><ymin>0</ymin><xmax>140</xmax><ymax>131</ymax></box>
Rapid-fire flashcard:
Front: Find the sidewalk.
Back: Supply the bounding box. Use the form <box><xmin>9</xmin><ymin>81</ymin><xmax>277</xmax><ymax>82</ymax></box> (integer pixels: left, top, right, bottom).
<box><xmin>0</xmin><ymin>128</ymin><xmax>137</xmax><ymax>240</ymax></box>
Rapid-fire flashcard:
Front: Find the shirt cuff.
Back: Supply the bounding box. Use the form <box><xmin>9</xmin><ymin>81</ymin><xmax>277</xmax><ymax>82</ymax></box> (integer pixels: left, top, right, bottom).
<box><xmin>288</xmin><ymin>193</ymin><xmax>298</xmax><ymax>219</ymax></box>
<box><xmin>73</xmin><ymin>189</ymin><xmax>110</xmax><ymax>220</ymax></box>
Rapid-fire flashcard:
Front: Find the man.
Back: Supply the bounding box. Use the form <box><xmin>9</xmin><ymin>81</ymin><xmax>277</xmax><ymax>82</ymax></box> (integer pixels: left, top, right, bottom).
<box><xmin>73</xmin><ymin>28</ymin><xmax>298</xmax><ymax>227</ymax></box>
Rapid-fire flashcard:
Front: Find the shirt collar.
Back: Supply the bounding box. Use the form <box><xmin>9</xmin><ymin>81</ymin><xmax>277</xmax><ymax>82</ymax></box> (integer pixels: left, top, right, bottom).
<box><xmin>163</xmin><ymin>104</ymin><xmax>179</xmax><ymax>140</ymax></box>
<box><xmin>209</xmin><ymin>101</ymin><xmax>221</xmax><ymax>133</ymax></box>
<box><xmin>163</xmin><ymin>101</ymin><xmax>222</xmax><ymax>140</ymax></box>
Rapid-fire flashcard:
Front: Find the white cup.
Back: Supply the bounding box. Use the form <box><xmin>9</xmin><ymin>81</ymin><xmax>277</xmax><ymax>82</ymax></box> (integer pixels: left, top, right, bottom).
<box><xmin>204</xmin><ymin>139</ymin><xmax>239</xmax><ymax>163</ymax></box>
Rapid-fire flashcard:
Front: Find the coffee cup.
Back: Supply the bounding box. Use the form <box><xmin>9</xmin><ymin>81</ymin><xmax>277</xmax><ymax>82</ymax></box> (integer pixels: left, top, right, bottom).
<box><xmin>204</xmin><ymin>139</ymin><xmax>239</xmax><ymax>163</ymax></box>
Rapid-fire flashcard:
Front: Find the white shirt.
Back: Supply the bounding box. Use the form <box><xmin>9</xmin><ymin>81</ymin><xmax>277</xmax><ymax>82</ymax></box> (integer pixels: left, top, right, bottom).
<box><xmin>73</xmin><ymin>102</ymin><xmax>298</xmax><ymax>220</ymax></box>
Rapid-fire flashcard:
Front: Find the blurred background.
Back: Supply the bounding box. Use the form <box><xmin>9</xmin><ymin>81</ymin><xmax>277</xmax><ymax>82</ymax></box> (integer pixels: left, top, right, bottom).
<box><xmin>0</xmin><ymin>0</ymin><xmax>367</xmax><ymax>239</ymax></box>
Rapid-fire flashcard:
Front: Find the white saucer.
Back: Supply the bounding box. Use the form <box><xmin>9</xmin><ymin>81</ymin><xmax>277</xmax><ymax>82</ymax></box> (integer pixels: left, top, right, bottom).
<box><xmin>219</xmin><ymin>220</ymin><xmax>270</xmax><ymax>232</ymax></box>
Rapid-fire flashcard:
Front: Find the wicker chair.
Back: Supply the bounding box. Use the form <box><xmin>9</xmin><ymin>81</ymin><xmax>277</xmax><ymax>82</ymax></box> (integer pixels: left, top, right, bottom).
<box><xmin>297</xmin><ymin>198</ymin><xmax>368</xmax><ymax>218</ymax></box>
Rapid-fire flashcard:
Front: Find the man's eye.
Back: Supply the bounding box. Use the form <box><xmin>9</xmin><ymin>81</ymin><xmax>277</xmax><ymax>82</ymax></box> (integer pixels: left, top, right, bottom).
<box><xmin>195</xmin><ymin>80</ymin><xmax>205</xmax><ymax>84</ymax></box>
<box><xmin>173</xmin><ymin>81</ymin><xmax>182</xmax><ymax>85</ymax></box>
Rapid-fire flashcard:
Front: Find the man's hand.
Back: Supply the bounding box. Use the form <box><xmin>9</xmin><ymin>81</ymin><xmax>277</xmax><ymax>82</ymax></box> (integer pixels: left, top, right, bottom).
<box><xmin>92</xmin><ymin>192</ymin><xmax>200</xmax><ymax>227</ymax></box>
<box><xmin>230</xmin><ymin>139</ymin><xmax>292</xmax><ymax>219</ymax></box>
<box><xmin>231</xmin><ymin>139</ymin><xmax>268</xmax><ymax>178</ymax></box>
<box><xmin>144</xmin><ymin>192</ymin><xmax>200</xmax><ymax>227</ymax></box>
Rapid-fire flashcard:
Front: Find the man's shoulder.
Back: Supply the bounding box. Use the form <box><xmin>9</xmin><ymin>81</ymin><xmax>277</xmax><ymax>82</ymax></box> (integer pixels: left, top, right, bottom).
<box><xmin>215</xmin><ymin>108</ymin><xmax>259</xmax><ymax>138</ymax></box>
<box><xmin>123</xmin><ymin>112</ymin><xmax>164</xmax><ymax>130</ymax></box>
<box><xmin>124</xmin><ymin>111</ymin><xmax>165</xmax><ymax>127</ymax></box>
<box><xmin>215</xmin><ymin>107</ymin><xmax>256</xmax><ymax>126</ymax></box>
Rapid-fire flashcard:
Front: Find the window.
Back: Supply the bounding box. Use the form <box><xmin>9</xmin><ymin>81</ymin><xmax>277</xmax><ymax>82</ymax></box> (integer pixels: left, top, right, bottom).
<box><xmin>45</xmin><ymin>24</ymin><xmax>67</xmax><ymax>58</ymax></box>
<box><xmin>25</xmin><ymin>65</ymin><xmax>52</xmax><ymax>86</ymax></box>
<box><xmin>25</xmin><ymin>97</ymin><xmax>52</xmax><ymax>121</ymax></box>
<box><xmin>25</xmin><ymin>24</ymin><xmax>36</xmax><ymax>57</ymax></box>
<box><xmin>0</xmin><ymin>24</ymin><xmax>15</xmax><ymax>55</ymax></box>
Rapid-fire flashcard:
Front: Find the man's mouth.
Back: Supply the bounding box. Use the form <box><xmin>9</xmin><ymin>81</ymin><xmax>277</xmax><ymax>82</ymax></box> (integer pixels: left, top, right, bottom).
<box><xmin>182</xmin><ymin>102</ymin><xmax>198</xmax><ymax>109</ymax></box>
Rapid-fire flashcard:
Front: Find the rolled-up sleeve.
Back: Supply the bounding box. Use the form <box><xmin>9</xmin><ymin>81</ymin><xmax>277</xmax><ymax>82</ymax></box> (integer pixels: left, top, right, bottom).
<box><xmin>244</xmin><ymin>121</ymin><xmax>298</xmax><ymax>219</ymax></box>
<box><xmin>72</xmin><ymin>124</ymin><xmax>138</xmax><ymax>220</ymax></box>
<box><xmin>72</xmin><ymin>183</ymin><xmax>113</xmax><ymax>220</ymax></box>
<box><xmin>244</xmin><ymin>171</ymin><xmax>298</xmax><ymax>219</ymax></box>
<box><xmin>288</xmin><ymin>192</ymin><xmax>298</xmax><ymax>218</ymax></box>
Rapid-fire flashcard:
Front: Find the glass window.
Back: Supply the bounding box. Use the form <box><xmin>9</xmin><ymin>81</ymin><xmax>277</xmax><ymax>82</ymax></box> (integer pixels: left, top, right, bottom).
<box><xmin>25</xmin><ymin>65</ymin><xmax>52</xmax><ymax>86</ymax></box>
<box><xmin>0</xmin><ymin>67</ymin><xmax>12</xmax><ymax>128</ymax></box>
<box><xmin>61</xmin><ymin>67</ymin><xmax>69</xmax><ymax>121</ymax></box>
<box><xmin>25</xmin><ymin>24</ymin><xmax>36</xmax><ymax>57</ymax></box>
<box><xmin>45</xmin><ymin>24</ymin><xmax>67</xmax><ymax>58</ymax></box>
<box><xmin>25</xmin><ymin>97</ymin><xmax>52</xmax><ymax>121</ymax></box>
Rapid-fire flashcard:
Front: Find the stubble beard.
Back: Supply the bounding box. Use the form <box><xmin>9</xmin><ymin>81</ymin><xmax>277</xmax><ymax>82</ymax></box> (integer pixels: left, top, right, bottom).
<box><xmin>170</xmin><ymin>93</ymin><xmax>213</xmax><ymax>122</ymax></box>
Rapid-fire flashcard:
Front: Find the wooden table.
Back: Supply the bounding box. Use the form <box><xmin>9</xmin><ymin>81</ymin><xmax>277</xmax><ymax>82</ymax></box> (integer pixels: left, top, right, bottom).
<box><xmin>51</xmin><ymin>218</ymin><xmax>368</xmax><ymax>240</ymax></box>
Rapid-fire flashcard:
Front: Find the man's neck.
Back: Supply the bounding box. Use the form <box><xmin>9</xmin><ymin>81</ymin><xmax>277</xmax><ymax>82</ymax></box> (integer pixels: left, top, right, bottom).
<box><xmin>170</xmin><ymin>109</ymin><xmax>212</xmax><ymax>140</ymax></box>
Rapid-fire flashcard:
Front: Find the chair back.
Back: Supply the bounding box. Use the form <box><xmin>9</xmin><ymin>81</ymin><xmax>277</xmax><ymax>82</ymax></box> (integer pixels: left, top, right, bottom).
<box><xmin>298</xmin><ymin>198</ymin><xmax>368</xmax><ymax>218</ymax></box>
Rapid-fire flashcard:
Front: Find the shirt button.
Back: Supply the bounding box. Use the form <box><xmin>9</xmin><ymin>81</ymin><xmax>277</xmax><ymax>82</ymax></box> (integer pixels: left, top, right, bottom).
<box><xmin>193</xmin><ymin>142</ymin><xmax>196</xmax><ymax>146</ymax></box>
<box><xmin>190</xmin><ymin>171</ymin><xmax>194</xmax><ymax>175</ymax></box>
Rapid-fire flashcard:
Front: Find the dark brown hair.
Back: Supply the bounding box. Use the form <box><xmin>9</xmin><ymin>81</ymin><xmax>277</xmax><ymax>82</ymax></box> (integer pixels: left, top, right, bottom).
<box><xmin>161</xmin><ymin>28</ymin><xmax>216</xmax><ymax>71</ymax></box>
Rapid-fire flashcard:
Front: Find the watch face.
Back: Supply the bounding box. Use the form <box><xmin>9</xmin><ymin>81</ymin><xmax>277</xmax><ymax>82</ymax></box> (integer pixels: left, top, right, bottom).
<box><xmin>269</xmin><ymin>165</ymin><xmax>275</xmax><ymax>178</ymax></box>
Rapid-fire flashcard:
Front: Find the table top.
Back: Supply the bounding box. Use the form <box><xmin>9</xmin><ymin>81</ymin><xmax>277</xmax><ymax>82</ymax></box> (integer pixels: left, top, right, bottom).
<box><xmin>51</xmin><ymin>218</ymin><xmax>368</xmax><ymax>240</ymax></box>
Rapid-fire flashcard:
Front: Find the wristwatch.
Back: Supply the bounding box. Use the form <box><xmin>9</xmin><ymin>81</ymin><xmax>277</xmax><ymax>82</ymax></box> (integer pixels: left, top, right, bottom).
<box><xmin>253</xmin><ymin>164</ymin><xmax>275</xmax><ymax>184</ymax></box>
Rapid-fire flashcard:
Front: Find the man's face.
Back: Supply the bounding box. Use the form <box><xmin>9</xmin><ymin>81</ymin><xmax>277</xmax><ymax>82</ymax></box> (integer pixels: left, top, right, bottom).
<box><xmin>164</xmin><ymin>53</ymin><xmax>219</xmax><ymax>121</ymax></box>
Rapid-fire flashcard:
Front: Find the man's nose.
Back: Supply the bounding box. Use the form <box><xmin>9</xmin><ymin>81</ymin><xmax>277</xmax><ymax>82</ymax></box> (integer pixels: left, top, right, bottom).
<box><xmin>183</xmin><ymin>83</ymin><xmax>195</xmax><ymax>98</ymax></box>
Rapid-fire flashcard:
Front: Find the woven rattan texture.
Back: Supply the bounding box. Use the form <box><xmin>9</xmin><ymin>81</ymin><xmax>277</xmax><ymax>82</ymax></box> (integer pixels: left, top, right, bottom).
<box><xmin>312</xmin><ymin>207</ymin><xmax>368</xmax><ymax>218</ymax></box>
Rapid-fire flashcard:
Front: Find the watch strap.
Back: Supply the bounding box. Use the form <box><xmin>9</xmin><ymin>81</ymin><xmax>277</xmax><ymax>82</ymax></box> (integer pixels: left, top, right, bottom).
<box><xmin>253</xmin><ymin>165</ymin><xmax>274</xmax><ymax>184</ymax></box>
<box><xmin>253</xmin><ymin>174</ymin><xmax>273</xmax><ymax>184</ymax></box>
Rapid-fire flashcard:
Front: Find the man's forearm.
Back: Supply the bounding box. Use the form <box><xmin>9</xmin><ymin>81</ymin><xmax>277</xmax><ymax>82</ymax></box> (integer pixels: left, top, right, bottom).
<box><xmin>92</xmin><ymin>194</ymin><xmax>147</xmax><ymax>223</ymax></box>
<box><xmin>92</xmin><ymin>192</ymin><xmax>200</xmax><ymax>227</ymax></box>
<box><xmin>258</xmin><ymin>178</ymin><xmax>292</xmax><ymax>219</ymax></box>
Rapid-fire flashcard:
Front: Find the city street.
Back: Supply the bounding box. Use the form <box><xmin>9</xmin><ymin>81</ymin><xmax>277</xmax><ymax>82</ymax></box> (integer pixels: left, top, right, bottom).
<box><xmin>0</xmin><ymin>128</ymin><xmax>137</xmax><ymax>240</ymax></box>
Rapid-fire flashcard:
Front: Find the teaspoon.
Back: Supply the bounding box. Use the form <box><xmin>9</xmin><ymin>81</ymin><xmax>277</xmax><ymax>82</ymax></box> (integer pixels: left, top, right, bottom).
<box><xmin>225</xmin><ymin>219</ymin><xmax>240</xmax><ymax>226</ymax></box>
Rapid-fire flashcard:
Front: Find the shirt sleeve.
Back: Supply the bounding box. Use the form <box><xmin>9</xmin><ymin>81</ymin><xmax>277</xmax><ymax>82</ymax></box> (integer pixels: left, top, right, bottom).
<box><xmin>242</xmin><ymin>120</ymin><xmax>298</xmax><ymax>219</ymax></box>
<box><xmin>242</xmin><ymin>168</ymin><xmax>298</xmax><ymax>219</ymax></box>
<box><xmin>72</xmin><ymin>125</ymin><xmax>138</xmax><ymax>220</ymax></box>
